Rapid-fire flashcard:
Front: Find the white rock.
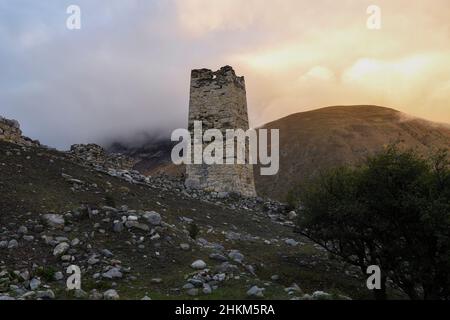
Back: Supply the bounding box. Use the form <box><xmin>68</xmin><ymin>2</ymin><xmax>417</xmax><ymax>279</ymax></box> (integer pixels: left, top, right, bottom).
<box><xmin>191</xmin><ymin>260</ymin><xmax>207</xmax><ymax>270</ymax></box>
<box><xmin>41</xmin><ymin>214</ymin><xmax>65</xmax><ymax>229</ymax></box>
<box><xmin>53</xmin><ymin>242</ymin><xmax>70</xmax><ymax>256</ymax></box>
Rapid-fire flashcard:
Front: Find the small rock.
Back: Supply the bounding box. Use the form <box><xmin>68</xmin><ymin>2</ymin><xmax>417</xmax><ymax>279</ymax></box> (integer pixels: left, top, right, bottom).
<box><xmin>288</xmin><ymin>211</ymin><xmax>298</xmax><ymax>220</ymax></box>
<box><xmin>18</xmin><ymin>226</ymin><xmax>28</xmax><ymax>234</ymax></box>
<box><xmin>89</xmin><ymin>289</ymin><xmax>103</xmax><ymax>300</ymax></box>
<box><xmin>191</xmin><ymin>260</ymin><xmax>207</xmax><ymax>270</ymax></box>
<box><xmin>113</xmin><ymin>221</ymin><xmax>124</xmax><ymax>233</ymax></box>
<box><xmin>36</xmin><ymin>289</ymin><xmax>55</xmax><ymax>300</ymax></box>
<box><xmin>41</xmin><ymin>214</ymin><xmax>65</xmax><ymax>229</ymax></box>
<box><xmin>285</xmin><ymin>239</ymin><xmax>299</xmax><ymax>246</ymax></box>
<box><xmin>29</xmin><ymin>278</ymin><xmax>41</xmax><ymax>290</ymax></box>
<box><xmin>101</xmin><ymin>249</ymin><xmax>114</xmax><ymax>257</ymax></box>
<box><xmin>103</xmin><ymin>289</ymin><xmax>120</xmax><ymax>300</ymax></box>
<box><xmin>202</xmin><ymin>283</ymin><xmax>212</xmax><ymax>295</ymax></box>
<box><xmin>74</xmin><ymin>289</ymin><xmax>88</xmax><ymax>299</ymax></box>
<box><xmin>186</xmin><ymin>288</ymin><xmax>199</xmax><ymax>296</ymax></box>
<box><xmin>53</xmin><ymin>242</ymin><xmax>70</xmax><ymax>256</ymax></box>
<box><xmin>209</xmin><ymin>253</ymin><xmax>228</xmax><ymax>262</ymax></box>
<box><xmin>247</xmin><ymin>286</ymin><xmax>265</xmax><ymax>298</ymax></box>
<box><xmin>180</xmin><ymin>243</ymin><xmax>190</xmax><ymax>251</ymax></box>
<box><xmin>312</xmin><ymin>291</ymin><xmax>333</xmax><ymax>300</ymax></box>
<box><xmin>151</xmin><ymin>278</ymin><xmax>163</xmax><ymax>284</ymax></box>
<box><xmin>144</xmin><ymin>211</ymin><xmax>161</xmax><ymax>226</ymax></box>
<box><xmin>228</xmin><ymin>250</ymin><xmax>244</xmax><ymax>263</ymax></box>
<box><xmin>8</xmin><ymin>239</ymin><xmax>19</xmax><ymax>249</ymax></box>
<box><xmin>102</xmin><ymin>267</ymin><xmax>123</xmax><ymax>279</ymax></box>
<box><xmin>54</xmin><ymin>272</ymin><xmax>64</xmax><ymax>281</ymax></box>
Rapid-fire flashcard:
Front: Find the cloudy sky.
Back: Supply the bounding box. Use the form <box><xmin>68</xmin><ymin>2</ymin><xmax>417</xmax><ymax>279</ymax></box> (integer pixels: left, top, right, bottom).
<box><xmin>0</xmin><ymin>0</ymin><xmax>449</xmax><ymax>149</ymax></box>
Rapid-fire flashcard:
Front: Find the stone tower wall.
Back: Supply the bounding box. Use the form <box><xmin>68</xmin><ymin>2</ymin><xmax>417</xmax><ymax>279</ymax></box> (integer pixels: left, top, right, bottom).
<box><xmin>186</xmin><ymin>66</ymin><xmax>257</xmax><ymax>197</ymax></box>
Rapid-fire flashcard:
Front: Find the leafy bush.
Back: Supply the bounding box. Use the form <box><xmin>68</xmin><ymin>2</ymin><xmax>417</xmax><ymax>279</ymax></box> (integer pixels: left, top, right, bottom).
<box><xmin>295</xmin><ymin>146</ymin><xmax>450</xmax><ymax>300</ymax></box>
<box><xmin>188</xmin><ymin>223</ymin><xmax>200</xmax><ymax>240</ymax></box>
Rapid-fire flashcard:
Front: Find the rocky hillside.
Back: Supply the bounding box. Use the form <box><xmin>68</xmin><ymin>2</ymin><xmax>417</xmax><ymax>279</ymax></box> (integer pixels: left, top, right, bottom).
<box><xmin>0</xmin><ymin>138</ymin><xmax>380</xmax><ymax>300</ymax></box>
<box><xmin>255</xmin><ymin>105</ymin><xmax>450</xmax><ymax>200</ymax></box>
<box><xmin>0</xmin><ymin>116</ymin><xmax>40</xmax><ymax>147</ymax></box>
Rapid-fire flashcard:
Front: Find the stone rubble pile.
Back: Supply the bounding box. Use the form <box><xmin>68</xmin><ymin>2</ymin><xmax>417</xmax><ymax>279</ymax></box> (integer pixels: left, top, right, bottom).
<box><xmin>0</xmin><ymin>116</ymin><xmax>40</xmax><ymax>147</ymax></box>
<box><xmin>68</xmin><ymin>144</ymin><xmax>136</xmax><ymax>171</ymax></box>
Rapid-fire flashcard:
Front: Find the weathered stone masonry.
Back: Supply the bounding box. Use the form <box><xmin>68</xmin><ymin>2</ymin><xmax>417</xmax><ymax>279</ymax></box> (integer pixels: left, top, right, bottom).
<box><xmin>185</xmin><ymin>66</ymin><xmax>257</xmax><ymax>197</ymax></box>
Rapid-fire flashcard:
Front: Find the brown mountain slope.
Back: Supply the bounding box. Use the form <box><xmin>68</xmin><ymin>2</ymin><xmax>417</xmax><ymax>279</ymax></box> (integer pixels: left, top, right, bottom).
<box><xmin>255</xmin><ymin>105</ymin><xmax>450</xmax><ymax>200</ymax></box>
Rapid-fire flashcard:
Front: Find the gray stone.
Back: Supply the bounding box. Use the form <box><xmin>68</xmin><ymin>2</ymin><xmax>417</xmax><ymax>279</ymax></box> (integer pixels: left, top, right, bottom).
<box><xmin>183</xmin><ymin>283</ymin><xmax>195</xmax><ymax>290</ymax></box>
<box><xmin>41</xmin><ymin>214</ymin><xmax>65</xmax><ymax>229</ymax></box>
<box><xmin>101</xmin><ymin>249</ymin><xmax>114</xmax><ymax>257</ymax></box>
<box><xmin>247</xmin><ymin>286</ymin><xmax>265</xmax><ymax>298</ymax></box>
<box><xmin>186</xmin><ymin>288</ymin><xmax>199</xmax><ymax>296</ymax></box>
<box><xmin>29</xmin><ymin>278</ymin><xmax>41</xmax><ymax>290</ymax></box>
<box><xmin>23</xmin><ymin>235</ymin><xmax>34</xmax><ymax>242</ymax></box>
<box><xmin>18</xmin><ymin>226</ymin><xmax>28</xmax><ymax>234</ymax></box>
<box><xmin>89</xmin><ymin>289</ymin><xmax>103</xmax><ymax>300</ymax></box>
<box><xmin>87</xmin><ymin>255</ymin><xmax>100</xmax><ymax>265</ymax></box>
<box><xmin>74</xmin><ymin>289</ymin><xmax>88</xmax><ymax>299</ymax></box>
<box><xmin>103</xmin><ymin>289</ymin><xmax>120</xmax><ymax>300</ymax></box>
<box><xmin>102</xmin><ymin>267</ymin><xmax>123</xmax><ymax>279</ymax></box>
<box><xmin>53</xmin><ymin>242</ymin><xmax>70</xmax><ymax>256</ymax></box>
<box><xmin>36</xmin><ymin>289</ymin><xmax>55</xmax><ymax>299</ymax></box>
<box><xmin>228</xmin><ymin>250</ymin><xmax>244</xmax><ymax>263</ymax></box>
<box><xmin>113</xmin><ymin>221</ymin><xmax>124</xmax><ymax>233</ymax></box>
<box><xmin>191</xmin><ymin>260</ymin><xmax>207</xmax><ymax>270</ymax></box>
<box><xmin>144</xmin><ymin>211</ymin><xmax>161</xmax><ymax>226</ymax></box>
<box><xmin>202</xmin><ymin>283</ymin><xmax>212</xmax><ymax>295</ymax></box>
<box><xmin>8</xmin><ymin>239</ymin><xmax>18</xmax><ymax>249</ymax></box>
<box><xmin>180</xmin><ymin>243</ymin><xmax>190</xmax><ymax>251</ymax></box>
<box><xmin>209</xmin><ymin>253</ymin><xmax>228</xmax><ymax>262</ymax></box>
<box><xmin>285</xmin><ymin>239</ymin><xmax>299</xmax><ymax>246</ymax></box>
<box><xmin>54</xmin><ymin>272</ymin><xmax>64</xmax><ymax>281</ymax></box>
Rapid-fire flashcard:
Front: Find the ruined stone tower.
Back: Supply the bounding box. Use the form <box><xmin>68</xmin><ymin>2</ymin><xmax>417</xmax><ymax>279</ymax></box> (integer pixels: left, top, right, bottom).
<box><xmin>185</xmin><ymin>66</ymin><xmax>257</xmax><ymax>197</ymax></box>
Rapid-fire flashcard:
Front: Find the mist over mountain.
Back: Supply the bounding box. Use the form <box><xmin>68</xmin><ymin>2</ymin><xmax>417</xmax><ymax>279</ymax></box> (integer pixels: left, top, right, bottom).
<box><xmin>111</xmin><ymin>105</ymin><xmax>450</xmax><ymax>201</ymax></box>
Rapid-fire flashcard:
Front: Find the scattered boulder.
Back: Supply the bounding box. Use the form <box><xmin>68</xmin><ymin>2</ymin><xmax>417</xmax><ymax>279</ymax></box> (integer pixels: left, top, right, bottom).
<box><xmin>191</xmin><ymin>260</ymin><xmax>207</xmax><ymax>270</ymax></box>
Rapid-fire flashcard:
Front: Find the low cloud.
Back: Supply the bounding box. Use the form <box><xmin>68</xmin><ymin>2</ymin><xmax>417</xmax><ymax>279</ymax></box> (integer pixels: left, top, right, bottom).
<box><xmin>0</xmin><ymin>0</ymin><xmax>449</xmax><ymax>149</ymax></box>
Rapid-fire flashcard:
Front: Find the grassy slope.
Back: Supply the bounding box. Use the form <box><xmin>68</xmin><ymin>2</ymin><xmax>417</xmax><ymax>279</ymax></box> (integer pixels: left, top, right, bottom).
<box><xmin>0</xmin><ymin>140</ymin><xmax>379</xmax><ymax>300</ymax></box>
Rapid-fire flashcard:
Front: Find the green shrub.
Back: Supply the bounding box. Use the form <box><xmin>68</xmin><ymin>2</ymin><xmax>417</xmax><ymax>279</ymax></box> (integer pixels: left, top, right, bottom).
<box><xmin>295</xmin><ymin>146</ymin><xmax>450</xmax><ymax>300</ymax></box>
<box><xmin>188</xmin><ymin>223</ymin><xmax>200</xmax><ymax>240</ymax></box>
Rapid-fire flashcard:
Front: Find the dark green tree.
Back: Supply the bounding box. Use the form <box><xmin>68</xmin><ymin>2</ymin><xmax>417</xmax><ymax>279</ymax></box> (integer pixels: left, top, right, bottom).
<box><xmin>295</xmin><ymin>146</ymin><xmax>450</xmax><ymax>300</ymax></box>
